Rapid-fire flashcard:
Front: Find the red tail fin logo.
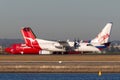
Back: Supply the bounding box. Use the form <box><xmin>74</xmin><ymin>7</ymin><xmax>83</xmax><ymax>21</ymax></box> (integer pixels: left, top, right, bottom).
<box><xmin>21</xmin><ymin>27</ymin><xmax>41</xmax><ymax>49</ymax></box>
<box><xmin>98</xmin><ymin>33</ymin><xmax>110</xmax><ymax>44</ymax></box>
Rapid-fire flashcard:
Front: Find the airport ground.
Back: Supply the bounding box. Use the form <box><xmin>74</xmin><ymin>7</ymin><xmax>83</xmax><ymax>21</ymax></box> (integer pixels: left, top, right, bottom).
<box><xmin>0</xmin><ymin>54</ymin><xmax>120</xmax><ymax>61</ymax></box>
<box><xmin>0</xmin><ymin>53</ymin><xmax>120</xmax><ymax>73</ymax></box>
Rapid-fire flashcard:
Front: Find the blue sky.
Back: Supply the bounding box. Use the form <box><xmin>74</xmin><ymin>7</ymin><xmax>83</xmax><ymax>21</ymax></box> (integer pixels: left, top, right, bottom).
<box><xmin>0</xmin><ymin>0</ymin><xmax>120</xmax><ymax>41</ymax></box>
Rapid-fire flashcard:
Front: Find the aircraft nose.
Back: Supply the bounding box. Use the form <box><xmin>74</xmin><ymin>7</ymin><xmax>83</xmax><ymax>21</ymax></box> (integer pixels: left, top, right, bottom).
<box><xmin>5</xmin><ymin>48</ymin><xmax>11</xmax><ymax>53</ymax></box>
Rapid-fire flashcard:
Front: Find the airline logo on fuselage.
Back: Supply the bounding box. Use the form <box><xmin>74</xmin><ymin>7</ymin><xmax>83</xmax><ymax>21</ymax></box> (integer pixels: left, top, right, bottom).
<box><xmin>25</xmin><ymin>37</ymin><xmax>41</xmax><ymax>49</ymax></box>
<box><xmin>98</xmin><ymin>33</ymin><xmax>110</xmax><ymax>43</ymax></box>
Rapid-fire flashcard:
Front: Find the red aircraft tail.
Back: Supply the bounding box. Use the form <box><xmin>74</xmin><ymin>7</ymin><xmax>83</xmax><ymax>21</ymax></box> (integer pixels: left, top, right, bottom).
<box><xmin>21</xmin><ymin>27</ymin><xmax>41</xmax><ymax>49</ymax></box>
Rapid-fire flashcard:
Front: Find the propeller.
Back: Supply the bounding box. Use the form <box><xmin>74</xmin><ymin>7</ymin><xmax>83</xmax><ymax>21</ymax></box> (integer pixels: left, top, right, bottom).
<box><xmin>77</xmin><ymin>38</ymin><xmax>80</xmax><ymax>43</ymax></box>
<box><xmin>74</xmin><ymin>38</ymin><xmax>80</xmax><ymax>49</ymax></box>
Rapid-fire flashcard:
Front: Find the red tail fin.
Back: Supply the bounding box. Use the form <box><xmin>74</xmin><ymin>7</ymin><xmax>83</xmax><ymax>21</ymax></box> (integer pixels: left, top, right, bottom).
<box><xmin>21</xmin><ymin>27</ymin><xmax>41</xmax><ymax>49</ymax></box>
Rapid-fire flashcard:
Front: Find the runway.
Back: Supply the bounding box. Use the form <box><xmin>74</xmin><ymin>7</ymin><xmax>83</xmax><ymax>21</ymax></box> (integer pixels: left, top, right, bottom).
<box><xmin>0</xmin><ymin>55</ymin><xmax>120</xmax><ymax>73</ymax></box>
<box><xmin>0</xmin><ymin>61</ymin><xmax>120</xmax><ymax>66</ymax></box>
<box><xmin>0</xmin><ymin>54</ymin><xmax>120</xmax><ymax>61</ymax></box>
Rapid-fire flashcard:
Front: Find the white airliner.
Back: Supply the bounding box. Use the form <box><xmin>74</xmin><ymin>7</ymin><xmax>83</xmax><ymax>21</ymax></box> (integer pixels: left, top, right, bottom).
<box><xmin>5</xmin><ymin>22</ymin><xmax>112</xmax><ymax>54</ymax></box>
<box><xmin>66</xmin><ymin>22</ymin><xmax>113</xmax><ymax>53</ymax></box>
<box><xmin>21</xmin><ymin>22</ymin><xmax>112</xmax><ymax>54</ymax></box>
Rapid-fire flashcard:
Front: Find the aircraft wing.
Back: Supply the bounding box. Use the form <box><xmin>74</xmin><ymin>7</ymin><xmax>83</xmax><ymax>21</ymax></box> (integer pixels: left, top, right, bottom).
<box><xmin>58</xmin><ymin>41</ymin><xmax>70</xmax><ymax>47</ymax></box>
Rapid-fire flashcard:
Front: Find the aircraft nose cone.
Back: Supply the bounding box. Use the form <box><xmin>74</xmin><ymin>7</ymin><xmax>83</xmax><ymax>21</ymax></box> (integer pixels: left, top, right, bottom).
<box><xmin>5</xmin><ymin>48</ymin><xmax>11</xmax><ymax>53</ymax></box>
